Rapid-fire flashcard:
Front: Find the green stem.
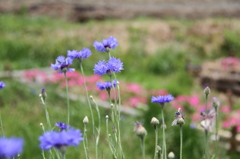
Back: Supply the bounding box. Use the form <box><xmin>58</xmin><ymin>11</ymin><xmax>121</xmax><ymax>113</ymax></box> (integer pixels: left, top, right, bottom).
<box><xmin>205</xmin><ymin>130</ymin><xmax>209</xmax><ymax>159</ymax></box>
<box><xmin>205</xmin><ymin>95</ymin><xmax>208</xmax><ymax>111</ymax></box>
<box><xmin>215</xmin><ymin>108</ymin><xmax>219</xmax><ymax>158</ymax></box>
<box><xmin>79</xmin><ymin>62</ymin><xmax>95</xmax><ymax>137</ymax></box>
<box><xmin>61</xmin><ymin>153</ymin><xmax>65</xmax><ymax>159</ymax></box>
<box><xmin>90</xmin><ymin>96</ymin><xmax>101</xmax><ymax>159</ymax></box>
<box><xmin>0</xmin><ymin>114</ymin><xmax>4</xmax><ymax>136</ymax></box>
<box><xmin>108</xmin><ymin>51</ymin><xmax>125</xmax><ymax>159</ymax></box>
<box><xmin>141</xmin><ymin>137</ymin><xmax>146</xmax><ymax>159</ymax></box>
<box><xmin>43</xmin><ymin>102</ymin><xmax>51</xmax><ymax>130</ymax></box>
<box><xmin>161</xmin><ymin>106</ymin><xmax>166</xmax><ymax>159</ymax></box>
<box><xmin>83</xmin><ymin>123</ymin><xmax>90</xmax><ymax>159</ymax></box>
<box><xmin>180</xmin><ymin>126</ymin><xmax>183</xmax><ymax>159</ymax></box>
<box><xmin>64</xmin><ymin>73</ymin><xmax>70</xmax><ymax>125</ymax></box>
<box><xmin>154</xmin><ymin>127</ymin><xmax>158</xmax><ymax>159</ymax></box>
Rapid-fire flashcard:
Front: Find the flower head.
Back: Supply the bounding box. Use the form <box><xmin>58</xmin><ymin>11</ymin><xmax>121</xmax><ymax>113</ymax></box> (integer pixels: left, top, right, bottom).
<box><xmin>204</xmin><ymin>86</ymin><xmax>211</xmax><ymax>96</ymax></box>
<box><xmin>151</xmin><ymin>94</ymin><xmax>174</xmax><ymax>105</ymax></box>
<box><xmin>67</xmin><ymin>48</ymin><xmax>92</xmax><ymax>60</ymax></box>
<box><xmin>212</xmin><ymin>97</ymin><xmax>220</xmax><ymax>109</ymax></box>
<box><xmin>55</xmin><ymin>122</ymin><xmax>69</xmax><ymax>131</ymax></box>
<box><xmin>200</xmin><ymin>109</ymin><xmax>215</xmax><ymax>132</ymax></box>
<box><xmin>96</xmin><ymin>80</ymin><xmax>117</xmax><ymax>91</ymax></box>
<box><xmin>134</xmin><ymin>122</ymin><xmax>147</xmax><ymax>139</ymax></box>
<box><xmin>93</xmin><ymin>57</ymin><xmax>123</xmax><ymax>76</ymax></box>
<box><xmin>0</xmin><ymin>137</ymin><xmax>24</xmax><ymax>158</ymax></box>
<box><xmin>93</xmin><ymin>36</ymin><xmax>118</xmax><ymax>52</ymax></box>
<box><xmin>51</xmin><ymin>56</ymin><xmax>75</xmax><ymax>74</ymax></box>
<box><xmin>171</xmin><ymin>108</ymin><xmax>185</xmax><ymax>126</ymax></box>
<box><xmin>0</xmin><ymin>81</ymin><xmax>6</xmax><ymax>89</ymax></box>
<box><xmin>39</xmin><ymin>128</ymin><xmax>83</xmax><ymax>151</ymax></box>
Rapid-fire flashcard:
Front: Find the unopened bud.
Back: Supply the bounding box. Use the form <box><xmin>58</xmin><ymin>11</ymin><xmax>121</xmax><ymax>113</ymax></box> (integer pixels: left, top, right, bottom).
<box><xmin>89</xmin><ymin>95</ymin><xmax>93</xmax><ymax>99</ymax></box>
<box><xmin>83</xmin><ymin>116</ymin><xmax>89</xmax><ymax>124</ymax></box>
<box><xmin>177</xmin><ymin>118</ymin><xmax>185</xmax><ymax>126</ymax></box>
<box><xmin>204</xmin><ymin>86</ymin><xmax>211</xmax><ymax>96</ymax></box>
<box><xmin>156</xmin><ymin>145</ymin><xmax>161</xmax><ymax>153</ymax></box>
<box><xmin>168</xmin><ymin>152</ymin><xmax>175</xmax><ymax>158</ymax></box>
<box><xmin>136</xmin><ymin>126</ymin><xmax>147</xmax><ymax>138</ymax></box>
<box><xmin>106</xmin><ymin>115</ymin><xmax>109</xmax><ymax>119</ymax></box>
<box><xmin>150</xmin><ymin>117</ymin><xmax>160</xmax><ymax>127</ymax></box>
<box><xmin>212</xmin><ymin>97</ymin><xmax>220</xmax><ymax>109</ymax></box>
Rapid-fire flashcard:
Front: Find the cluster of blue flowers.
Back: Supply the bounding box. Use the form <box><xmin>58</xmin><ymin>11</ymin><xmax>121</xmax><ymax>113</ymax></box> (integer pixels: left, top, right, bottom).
<box><xmin>1</xmin><ymin>36</ymin><xmax>177</xmax><ymax>158</ymax></box>
<box><xmin>0</xmin><ymin>137</ymin><xmax>24</xmax><ymax>158</ymax></box>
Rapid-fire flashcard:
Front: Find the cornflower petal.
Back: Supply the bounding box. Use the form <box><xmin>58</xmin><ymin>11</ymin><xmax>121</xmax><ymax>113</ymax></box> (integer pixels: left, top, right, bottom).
<box><xmin>0</xmin><ymin>137</ymin><xmax>24</xmax><ymax>158</ymax></box>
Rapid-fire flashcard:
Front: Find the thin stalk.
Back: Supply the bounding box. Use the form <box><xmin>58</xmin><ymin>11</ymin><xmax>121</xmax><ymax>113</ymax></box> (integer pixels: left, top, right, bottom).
<box><xmin>205</xmin><ymin>130</ymin><xmax>209</xmax><ymax>159</ymax></box>
<box><xmin>64</xmin><ymin>73</ymin><xmax>70</xmax><ymax>125</ymax></box>
<box><xmin>41</xmin><ymin>151</ymin><xmax>46</xmax><ymax>159</ymax></box>
<box><xmin>154</xmin><ymin>127</ymin><xmax>158</xmax><ymax>159</ymax></box>
<box><xmin>61</xmin><ymin>154</ymin><xmax>65</xmax><ymax>159</ymax></box>
<box><xmin>42</xmin><ymin>102</ymin><xmax>51</xmax><ymax>130</ymax></box>
<box><xmin>160</xmin><ymin>105</ymin><xmax>167</xmax><ymax>159</ymax></box>
<box><xmin>90</xmin><ymin>96</ymin><xmax>101</xmax><ymax>159</ymax></box>
<box><xmin>141</xmin><ymin>137</ymin><xmax>145</xmax><ymax>159</ymax></box>
<box><xmin>40</xmin><ymin>123</ymin><xmax>56</xmax><ymax>159</ymax></box>
<box><xmin>83</xmin><ymin>123</ymin><xmax>90</xmax><ymax>159</ymax></box>
<box><xmin>0</xmin><ymin>114</ymin><xmax>4</xmax><ymax>135</ymax></box>
<box><xmin>180</xmin><ymin>126</ymin><xmax>183</xmax><ymax>159</ymax></box>
<box><xmin>79</xmin><ymin>62</ymin><xmax>95</xmax><ymax>136</ymax></box>
<box><xmin>108</xmin><ymin>51</ymin><xmax>124</xmax><ymax>159</ymax></box>
<box><xmin>214</xmin><ymin>107</ymin><xmax>219</xmax><ymax>158</ymax></box>
<box><xmin>205</xmin><ymin>95</ymin><xmax>208</xmax><ymax>111</ymax></box>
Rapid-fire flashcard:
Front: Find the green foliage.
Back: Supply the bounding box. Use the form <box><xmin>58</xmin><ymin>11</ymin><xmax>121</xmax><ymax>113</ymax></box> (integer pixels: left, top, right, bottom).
<box><xmin>221</xmin><ymin>30</ymin><xmax>240</xmax><ymax>57</ymax></box>
<box><xmin>147</xmin><ymin>48</ymin><xmax>186</xmax><ymax>75</ymax></box>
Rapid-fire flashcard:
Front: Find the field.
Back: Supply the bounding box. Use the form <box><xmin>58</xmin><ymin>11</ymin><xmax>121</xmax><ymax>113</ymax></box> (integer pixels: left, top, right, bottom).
<box><xmin>1</xmin><ymin>13</ymin><xmax>240</xmax><ymax>159</ymax></box>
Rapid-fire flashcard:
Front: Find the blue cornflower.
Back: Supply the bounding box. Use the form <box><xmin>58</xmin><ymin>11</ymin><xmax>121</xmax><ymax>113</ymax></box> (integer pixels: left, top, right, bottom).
<box><xmin>51</xmin><ymin>56</ymin><xmax>75</xmax><ymax>74</ymax></box>
<box><xmin>151</xmin><ymin>95</ymin><xmax>174</xmax><ymax>105</ymax></box>
<box><xmin>67</xmin><ymin>48</ymin><xmax>92</xmax><ymax>60</ymax></box>
<box><xmin>39</xmin><ymin>128</ymin><xmax>83</xmax><ymax>152</ymax></box>
<box><xmin>0</xmin><ymin>137</ymin><xmax>24</xmax><ymax>158</ymax></box>
<box><xmin>93</xmin><ymin>36</ymin><xmax>118</xmax><ymax>52</ymax></box>
<box><xmin>93</xmin><ymin>57</ymin><xmax>123</xmax><ymax>76</ymax></box>
<box><xmin>55</xmin><ymin>122</ymin><xmax>69</xmax><ymax>131</ymax></box>
<box><xmin>0</xmin><ymin>81</ymin><xmax>6</xmax><ymax>89</ymax></box>
<box><xmin>96</xmin><ymin>80</ymin><xmax>117</xmax><ymax>91</ymax></box>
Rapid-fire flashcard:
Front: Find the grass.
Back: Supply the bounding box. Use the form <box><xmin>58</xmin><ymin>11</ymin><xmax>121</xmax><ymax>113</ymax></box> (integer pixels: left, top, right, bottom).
<box><xmin>1</xmin><ymin>13</ymin><xmax>240</xmax><ymax>158</ymax></box>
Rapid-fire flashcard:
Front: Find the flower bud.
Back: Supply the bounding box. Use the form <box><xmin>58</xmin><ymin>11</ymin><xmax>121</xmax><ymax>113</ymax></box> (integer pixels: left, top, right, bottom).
<box><xmin>136</xmin><ymin>126</ymin><xmax>147</xmax><ymax>138</ymax></box>
<box><xmin>204</xmin><ymin>86</ymin><xmax>211</xmax><ymax>96</ymax></box>
<box><xmin>156</xmin><ymin>145</ymin><xmax>161</xmax><ymax>154</ymax></box>
<box><xmin>150</xmin><ymin>117</ymin><xmax>160</xmax><ymax>127</ymax></box>
<box><xmin>83</xmin><ymin>116</ymin><xmax>89</xmax><ymax>124</ymax></box>
<box><xmin>106</xmin><ymin>115</ymin><xmax>109</xmax><ymax>119</ymax></box>
<box><xmin>212</xmin><ymin>97</ymin><xmax>220</xmax><ymax>109</ymax></box>
<box><xmin>177</xmin><ymin>118</ymin><xmax>185</xmax><ymax>126</ymax></box>
<box><xmin>168</xmin><ymin>152</ymin><xmax>175</xmax><ymax>158</ymax></box>
<box><xmin>134</xmin><ymin>122</ymin><xmax>147</xmax><ymax>138</ymax></box>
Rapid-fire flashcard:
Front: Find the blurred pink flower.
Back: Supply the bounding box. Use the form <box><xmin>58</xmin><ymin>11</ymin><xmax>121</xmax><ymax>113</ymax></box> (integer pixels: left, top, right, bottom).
<box><xmin>23</xmin><ymin>70</ymin><xmax>47</xmax><ymax>83</ymax></box>
<box><xmin>188</xmin><ymin>94</ymin><xmax>199</xmax><ymax>106</ymax></box>
<box><xmin>220</xmin><ymin>106</ymin><xmax>231</xmax><ymax>113</ymax></box>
